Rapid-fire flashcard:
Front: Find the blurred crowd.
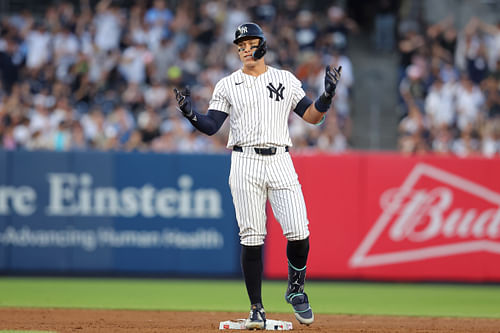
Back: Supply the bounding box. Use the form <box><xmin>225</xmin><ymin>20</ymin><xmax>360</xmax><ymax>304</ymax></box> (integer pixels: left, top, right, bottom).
<box><xmin>396</xmin><ymin>12</ymin><xmax>500</xmax><ymax>157</ymax></box>
<box><xmin>0</xmin><ymin>0</ymin><xmax>356</xmax><ymax>154</ymax></box>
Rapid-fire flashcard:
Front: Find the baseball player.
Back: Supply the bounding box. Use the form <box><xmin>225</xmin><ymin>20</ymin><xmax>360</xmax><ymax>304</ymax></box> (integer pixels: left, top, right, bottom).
<box><xmin>174</xmin><ymin>22</ymin><xmax>341</xmax><ymax>330</ymax></box>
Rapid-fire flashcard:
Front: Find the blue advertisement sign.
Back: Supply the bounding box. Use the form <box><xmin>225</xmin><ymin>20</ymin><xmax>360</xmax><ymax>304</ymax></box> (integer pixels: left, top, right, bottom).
<box><xmin>0</xmin><ymin>151</ymin><xmax>240</xmax><ymax>276</ymax></box>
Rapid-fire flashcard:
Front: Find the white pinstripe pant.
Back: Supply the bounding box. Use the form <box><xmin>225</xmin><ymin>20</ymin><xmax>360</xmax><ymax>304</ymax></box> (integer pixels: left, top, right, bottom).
<box><xmin>229</xmin><ymin>148</ymin><xmax>310</xmax><ymax>246</ymax></box>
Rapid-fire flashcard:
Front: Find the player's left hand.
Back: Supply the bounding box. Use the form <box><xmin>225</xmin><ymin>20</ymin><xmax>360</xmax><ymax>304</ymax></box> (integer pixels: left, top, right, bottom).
<box><xmin>324</xmin><ymin>65</ymin><xmax>342</xmax><ymax>98</ymax></box>
<box><xmin>173</xmin><ymin>86</ymin><xmax>194</xmax><ymax>119</ymax></box>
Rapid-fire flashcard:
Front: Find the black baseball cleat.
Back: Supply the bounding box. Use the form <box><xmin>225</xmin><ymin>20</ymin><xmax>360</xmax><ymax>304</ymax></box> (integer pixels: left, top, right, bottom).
<box><xmin>245</xmin><ymin>303</ymin><xmax>266</xmax><ymax>330</ymax></box>
<box><xmin>285</xmin><ymin>292</ymin><xmax>314</xmax><ymax>325</ymax></box>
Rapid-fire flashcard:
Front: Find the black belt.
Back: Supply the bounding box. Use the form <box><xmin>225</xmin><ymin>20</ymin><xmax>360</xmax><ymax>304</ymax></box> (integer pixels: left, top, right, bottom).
<box><xmin>233</xmin><ymin>145</ymin><xmax>289</xmax><ymax>155</ymax></box>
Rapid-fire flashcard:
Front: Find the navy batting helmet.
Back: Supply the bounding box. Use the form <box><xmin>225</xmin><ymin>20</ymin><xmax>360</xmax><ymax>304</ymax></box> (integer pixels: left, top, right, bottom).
<box><xmin>233</xmin><ymin>22</ymin><xmax>267</xmax><ymax>60</ymax></box>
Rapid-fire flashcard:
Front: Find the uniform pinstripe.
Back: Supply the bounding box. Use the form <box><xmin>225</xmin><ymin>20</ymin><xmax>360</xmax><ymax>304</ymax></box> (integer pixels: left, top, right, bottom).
<box><xmin>209</xmin><ymin>66</ymin><xmax>310</xmax><ymax>246</ymax></box>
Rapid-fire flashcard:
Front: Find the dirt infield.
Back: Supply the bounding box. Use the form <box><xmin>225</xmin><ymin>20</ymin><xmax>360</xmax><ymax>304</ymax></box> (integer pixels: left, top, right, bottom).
<box><xmin>1</xmin><ymin>308</ymin><xmax>500</xmax><ymax>332</ymax></box>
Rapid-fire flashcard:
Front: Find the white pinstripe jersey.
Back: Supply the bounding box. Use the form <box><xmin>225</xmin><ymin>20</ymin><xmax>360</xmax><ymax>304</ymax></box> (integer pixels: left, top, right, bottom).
<box><xmin>208</xmin><ymin>66</ymin><xmax>306</xmax><ymax>148</ymax></box>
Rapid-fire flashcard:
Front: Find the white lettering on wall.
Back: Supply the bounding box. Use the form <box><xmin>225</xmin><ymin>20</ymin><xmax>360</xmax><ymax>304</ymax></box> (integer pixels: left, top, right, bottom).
<box><xmin>45</xmin><ymin>173</ymin><xmax>223</xmax><ymax>218</ymax></box>
<box><xmin>0</xmin><ymin>186</ymin><xmax>36</xmax><ymax>216</ymax></box>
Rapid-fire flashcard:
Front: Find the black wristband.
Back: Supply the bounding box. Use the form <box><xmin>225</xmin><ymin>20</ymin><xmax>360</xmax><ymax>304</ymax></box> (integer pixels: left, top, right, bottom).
<box><xmin>314</xmin><ymin>92</ymin><xmax>333</xmax><ymax>113</ymax></box>
<box><xmin>185</xmin><ymin>109</ymin><xmax>195</xmax><ymax>120</ymax></box>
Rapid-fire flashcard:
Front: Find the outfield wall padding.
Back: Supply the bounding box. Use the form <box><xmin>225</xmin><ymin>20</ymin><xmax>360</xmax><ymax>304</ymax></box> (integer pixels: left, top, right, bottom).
<box><xmin>2</xmin><ymin>150</ymin><xmax>500</xmax><ymax>281</ymax></box>
<box><xmin>265</xmin><ymin>153</ymin><xmax>500</xmax><ymax>282</ymax></box>
<box><xmin>0</xmin><ymin>151</ymin><xmax>240</xmax><ymax>275</ymax></box>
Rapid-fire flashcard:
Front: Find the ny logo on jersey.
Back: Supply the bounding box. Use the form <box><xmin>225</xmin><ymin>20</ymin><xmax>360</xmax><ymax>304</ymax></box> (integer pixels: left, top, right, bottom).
<box><xmin>238</xmin><ymin>26</ymin><xmax>248</xmax><ymax>34</ymax></box>
<box><xmin>267</xmin><ymin>83</ymin><xmax>285</xmax><ymax>101</ymax></box>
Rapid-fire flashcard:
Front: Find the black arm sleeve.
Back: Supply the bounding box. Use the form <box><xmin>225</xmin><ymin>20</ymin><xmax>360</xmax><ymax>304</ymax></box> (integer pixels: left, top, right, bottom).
<box><xmin>293</xmin><ymin>96</ymin><xmax>313</xmax><ymax>118</ymax></box>
<box><xmin>188</xmin><ymin>109</ymin><xmax>228</xmax><ymax>136</ymax></box>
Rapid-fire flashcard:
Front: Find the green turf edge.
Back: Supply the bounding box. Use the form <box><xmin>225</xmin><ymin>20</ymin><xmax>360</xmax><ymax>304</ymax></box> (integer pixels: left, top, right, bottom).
<box><xmin>1</xmin><ymin>278</ymin><xmax>499</xmax><ymax>319</ymax></box>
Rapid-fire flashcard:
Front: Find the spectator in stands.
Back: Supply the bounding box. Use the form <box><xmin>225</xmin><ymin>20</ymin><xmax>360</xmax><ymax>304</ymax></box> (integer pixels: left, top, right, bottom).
<box><xmin>81</xmin><ymin>107</ymin><xmax>109</xmax><ymax>150</ymax></box>
<box><xmin>0</xmin><ymin>1</ymin><xmax>390</xmax><ymax>155</ymax></box>
<box><xmin>107</xmin><ymin>105</ymin><xmax>135</xmax><ymax>146</ymax></box>
<box><xmin>318</xmin><ymin>115</ymin><xmax>348</xmax><ymax>152</ymax></box>
<box><xmin>119</xmin><ymin>41</ymin><xmax>152</xmax><ymax>84</ymax></box>
<box><xmin>398</xmin><ymin>102</ymin><xmax>429</xmax><ymax>154</ymax></box>
<box><xmin>12</xmin><ymin>114</ymin><xmax>31</xmax><ymax>149</ymax></box>
<box><xmin>137</xmin><ymin>106</ymin><xmax>161</xmax><ymax>145</ymax></box>
<box><xmin>2</xmin><ymin>125</ymin><xmax>17</xmax><ymax>150</ymax></box>
<box><xmin>0</xmin><ymin>38</ymin><xmax>20</xmax><ymax>94</ymax></box>
<box><xmin>93</xmin><ymin>0</ymin><xmax>124</xmax><ymax>52</ymax></box>
<box><xmin>151</xmin><ymin>130</ymin><xmax>175</xmax><ymax>152</ymax></box>
<box><xmin>455</xmin><ymin>73</ymin><xmax>485</xmax><ymax>133</ymax></box>
<box><xmin>396</xmin><ymin>11</ymin><xmax>500</xmax><ymax>157</ymax></box>
<box><xmin>397</xmin><ymin>21</ymin><xmax>425</xmax><ymax>81</ymax></box>
<box><xmin>70</xmin><ymin>121</ymin><xmax>88</xmax><ymax>150</ymax></box>
<box><xmin>451</xmin><ymin>123</ymin><xmax>480</xmax><ymax>157</ymax></box>
<box><xmin>399</xmin><ymin>64</ymin><xmax>427</xmax><ymax>115</ymax></box>
<box><xmin>295</xmin><ymin>10</ymin><xmax>318</xmax><ymax>51</ymax></box>
<box><xmin>472</xmin><ymin>18</ymin><xmax>500</xmax><ymax>73</ymax></box>
<box><xmin>25</xmin><ymin>22</ymin><xmax>52</xmax><ymax>72</ymax></box>
<box><xmin>121</xmin><ymin>82</ymin><xmax>144</xmax><ymax>113</ymax></box>
<box><xmin>431</xmin><ymin>124</ymin><xmax>454</xmax><ymax>155</ymax></box>
<box><xmin>50</xmin><ymin>120</ymin><xmax>72</xmax><ymax>151</ymax></box>
<box><xmin>191</xmin><ymin>1</ymin><xmax>219</xmax><ymax>48</ymax></box>
<box><xmin>426</xmin><ymin>16</ymin><xmax>457</xmax><ymax>63</ymax></box>
<box><xmin>251</xmin><ymin>0</ymin><xmax>276</xmax><ymax>24</ymax></box>
<box><xmin>323</xmin><ymin>5</ymin><xmax>359</xmax><ymax>54</ymax></box>
<box><xmin>124</xmin><ymin>129</ymin><xmax>146</xmax><ymax>152</ymax></box>
<box><xmin>53</xmin><ymin>25</ymin><xmax>80</xmax><ymax>82</ymax></box>
<box><xmin>479</xmin><ymin>120</ymin><xmax>499</xmax><ymax>157</ymax></box>
<box><xmin>492</xmin><ymin>58</ymin><xmax>500</xmax><ymax>82</ymax></box>
<box><xmin>29</xmin><ymin>90</ymin><xmax>53</xmax><ymax>143</ymax></box>
<box><xmin>424</xmin><ymin>77</ymin><xmax>455</xmax><ymax>133</ymax></box>
<box><xmin>482</xmin><ymin>75</ymin><xmax>500</xmax><ymax>119</ymax></box>
<box><xmin>466</xmin><ymin>40</ymin><xmax>489</xmax><ymax>85</ymax></box>
<box><xmin>152</xmin><ymin>36</ymin><xmax>178</xmax><ymax>83</ymax></box>
<box><xmin>144</xmin><ymin>0</ymin><xmax>174</xmax><ymax>38</ymax></box>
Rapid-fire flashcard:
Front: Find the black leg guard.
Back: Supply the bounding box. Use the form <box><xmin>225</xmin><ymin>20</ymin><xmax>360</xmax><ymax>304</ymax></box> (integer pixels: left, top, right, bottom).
<box><xmin>285</xmin><ymin>238</ymin><xmax>314</xmax><ymax>325</ymax></box>
<box><xmin>241</xmin><ymin>244</ymin><xmax>263</xmax><ymax>306</ymax></box>
<box><xmin>286</xmin><ymin>238</ymin><xmax>309</xmax><ymax>296</ymax></box>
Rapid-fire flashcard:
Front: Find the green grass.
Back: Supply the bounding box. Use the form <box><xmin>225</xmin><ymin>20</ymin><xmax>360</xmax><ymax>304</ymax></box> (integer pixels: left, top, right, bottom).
<box><xmin>0</xmin><ymin>278</ymin><xmax>499</xmax><ymax>318</ymax></box>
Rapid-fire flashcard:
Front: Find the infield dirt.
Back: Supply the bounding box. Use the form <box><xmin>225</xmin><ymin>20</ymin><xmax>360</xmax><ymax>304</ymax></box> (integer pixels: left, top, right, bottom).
<box><xmin>1</xmin><ymin>308</ymin><xmax>500</xmax><ymax>332</ymax></box>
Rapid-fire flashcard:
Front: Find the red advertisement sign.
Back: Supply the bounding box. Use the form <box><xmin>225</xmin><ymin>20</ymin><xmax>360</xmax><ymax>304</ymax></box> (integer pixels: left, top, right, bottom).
<box><xmin>264</xmin><ymin>153</ymin><xmax>500</xmax><ymax>282</ymax></box>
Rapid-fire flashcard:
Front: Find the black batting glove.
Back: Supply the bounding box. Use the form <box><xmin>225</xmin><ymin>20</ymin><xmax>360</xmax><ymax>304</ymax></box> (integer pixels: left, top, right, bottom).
<box><xmin>315</xmin><ymin>65</ymin><xmax>342</xmax><ymax>113</ymax></box>
<box><xmin>173</xmin><ymin>86</ymin><xmax>194</xmax><ymax>120</ymax></box>
<box><xmin>324</xmin><ymin>65</ymin><xmax>342</xmax><ymax>98</ymax></box>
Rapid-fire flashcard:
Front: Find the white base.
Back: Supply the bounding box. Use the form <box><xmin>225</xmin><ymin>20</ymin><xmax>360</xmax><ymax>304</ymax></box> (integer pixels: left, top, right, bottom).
<box><xmin>219</xmin><ymin>319</ymin><xmax>293</xmax><ymax>330</ymax></box>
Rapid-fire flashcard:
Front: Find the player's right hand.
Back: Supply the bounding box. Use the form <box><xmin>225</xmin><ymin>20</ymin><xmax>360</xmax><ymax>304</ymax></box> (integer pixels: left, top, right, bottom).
<box><xmin>324</xmin><ymin>65</ymin><xmax>342</xmax><ymax>98</ymax></box>
<box><xmin>173</xmin><ymin>86</ymin><xmax>194</xmax><ymax>119</ymax></box>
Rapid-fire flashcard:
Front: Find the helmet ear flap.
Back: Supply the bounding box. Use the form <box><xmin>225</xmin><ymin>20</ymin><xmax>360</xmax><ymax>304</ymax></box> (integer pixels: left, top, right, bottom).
<box><xmin>252</xmin><ymin>39</ymin><xmax>267</xmax><ymax>60</ymax></box>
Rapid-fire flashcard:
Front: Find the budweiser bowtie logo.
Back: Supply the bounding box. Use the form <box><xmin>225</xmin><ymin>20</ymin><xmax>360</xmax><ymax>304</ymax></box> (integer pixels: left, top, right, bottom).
<box><xmin>349</xmin><ymin>163</ymin><xmax>500</xmax><ymax>268</ymax></box>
